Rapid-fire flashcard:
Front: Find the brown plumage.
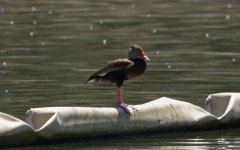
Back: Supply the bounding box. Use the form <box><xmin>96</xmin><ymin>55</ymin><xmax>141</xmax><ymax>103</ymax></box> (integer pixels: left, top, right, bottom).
<box><xmin>86</xmin><ymin>44</ymin><xmax>150</xmax><ymax>113</ymax></box>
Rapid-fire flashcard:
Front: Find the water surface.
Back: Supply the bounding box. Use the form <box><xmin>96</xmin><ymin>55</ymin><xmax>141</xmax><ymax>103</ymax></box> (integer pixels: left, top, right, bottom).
<box><xmin>0</xmin><ymin>0</ymin><xmax>240</xmax><ymax>149</ymax></box>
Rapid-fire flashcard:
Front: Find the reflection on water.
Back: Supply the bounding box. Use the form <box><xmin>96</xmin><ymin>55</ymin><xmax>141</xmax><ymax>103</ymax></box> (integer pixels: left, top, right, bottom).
<box><xmin>9</xmin><ymin>128</ymin><xmax>240</xmax><ymax>149</ymax></box>
<box><xmin>1</xmin><ymin>0</ymin><xmax>240</xmax><ymax>149</ymax></box>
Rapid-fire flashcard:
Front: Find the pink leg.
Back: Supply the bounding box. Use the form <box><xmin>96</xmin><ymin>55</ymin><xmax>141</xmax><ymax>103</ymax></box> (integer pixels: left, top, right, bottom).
<box><xmin>116</xmin><ymin>87</ymin><xmax>129</xmax><ymax>113</ymax></box>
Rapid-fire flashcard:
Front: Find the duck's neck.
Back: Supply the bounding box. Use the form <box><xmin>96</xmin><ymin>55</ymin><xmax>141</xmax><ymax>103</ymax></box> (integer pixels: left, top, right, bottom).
<box><xmin>126</xmin><ymin>58</ymin><xmax>147</xmax><ymax>79</ymax></box>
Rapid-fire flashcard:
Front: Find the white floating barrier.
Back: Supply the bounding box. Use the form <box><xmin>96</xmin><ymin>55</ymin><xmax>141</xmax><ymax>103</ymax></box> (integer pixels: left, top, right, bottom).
<box><xmin>1</xmin><ymin>93</ymin><xmax>240</xmax><ymax>146</ymax></box>
<box><xmin>206</xmin><ymin>93</ymin><xmax>240</xmax><ymax>121</ymax></box>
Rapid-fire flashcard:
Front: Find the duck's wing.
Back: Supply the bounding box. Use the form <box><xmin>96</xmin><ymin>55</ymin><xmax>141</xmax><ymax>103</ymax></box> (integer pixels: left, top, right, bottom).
<box><xmin>86</xmin><ymin>59</ymin><xmax>134</xmax><ymax>83</ymax></box>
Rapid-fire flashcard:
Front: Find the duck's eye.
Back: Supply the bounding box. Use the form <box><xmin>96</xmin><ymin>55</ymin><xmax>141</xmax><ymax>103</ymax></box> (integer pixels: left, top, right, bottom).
<box><xmin>136</xmin><ymin>48</ymin><xmax>142</xmax><ymax>52</ymax></box>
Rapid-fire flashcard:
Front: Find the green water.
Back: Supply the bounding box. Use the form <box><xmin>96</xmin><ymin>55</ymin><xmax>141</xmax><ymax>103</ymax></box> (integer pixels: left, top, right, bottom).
<box><xmin>1</xmin><ymin>0</ymin><xmax>240</xmax><ymax>149</ymax></box>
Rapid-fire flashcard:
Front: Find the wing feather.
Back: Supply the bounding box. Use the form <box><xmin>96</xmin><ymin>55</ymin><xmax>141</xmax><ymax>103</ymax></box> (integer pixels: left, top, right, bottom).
<box><xmin>86</xmin><ymin>59</ymin><xmax>134</xmax><ymax>83</ymax></box>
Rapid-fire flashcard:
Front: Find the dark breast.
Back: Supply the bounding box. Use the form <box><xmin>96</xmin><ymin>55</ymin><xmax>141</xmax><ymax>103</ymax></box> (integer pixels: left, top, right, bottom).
<box><xmin>86</xmin><ymin>58</ymin><xmax>146</xmax><ymax>87</ymax></box>
<box><xmin>126</xmin><ymin>58</ymin><xmax>147</xmax><ymax>80</ymax></box>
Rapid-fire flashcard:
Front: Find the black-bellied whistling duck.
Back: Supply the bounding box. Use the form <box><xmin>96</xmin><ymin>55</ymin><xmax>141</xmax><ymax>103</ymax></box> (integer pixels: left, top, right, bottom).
<box><xmin>86</xmin><ymin>44</ymin><xmax>150</xmax><ymax>113</ymax></box>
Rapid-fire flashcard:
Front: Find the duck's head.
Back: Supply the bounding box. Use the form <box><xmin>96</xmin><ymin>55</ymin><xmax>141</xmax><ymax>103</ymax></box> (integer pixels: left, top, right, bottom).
<box><xmin>128</xmin><ymin>44</ymin><xmax>150</xmax><ymax>61</ymax></box>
